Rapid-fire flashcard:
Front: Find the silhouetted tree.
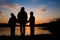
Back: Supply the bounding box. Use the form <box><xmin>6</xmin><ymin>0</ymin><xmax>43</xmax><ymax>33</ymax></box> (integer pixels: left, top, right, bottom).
<box><xmin>48</xmin><ymin>18</ymin><xmax>60</xmax><ymax>34</ymax></box>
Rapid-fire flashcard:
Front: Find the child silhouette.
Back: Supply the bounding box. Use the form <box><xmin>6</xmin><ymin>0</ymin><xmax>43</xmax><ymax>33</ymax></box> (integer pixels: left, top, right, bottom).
<box><xmin>29</xmin><ymin>11</ymin><xmax>35</xmax><ymax>36</ymax></box>
<box><xmin>8</xmin><ymin>13</ymin><xmax>17</xmax><ymax>36</ymax></box>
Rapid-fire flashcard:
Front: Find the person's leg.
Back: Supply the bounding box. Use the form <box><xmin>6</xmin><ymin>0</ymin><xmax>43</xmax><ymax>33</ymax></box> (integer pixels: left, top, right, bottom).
<box><xmin>13</xmin><ymin>26</ymin><xmax>15</xmax><ymax>36</ymax></box>
<box><xmin>11</xmin><ymin>27</ymin><xmax>14</xmax><ymax>36</ymax></box>
<box><xmin>30</xmin><ymin>25</ymin><xmax>34</xmax><ymax>36</ymax></box>
<box><xmin>30</xmin><ymin>25</ymin><xmax>34</xmax><ymax>39</ymax></box>
<box><xmin>32</xmin><ymin>26</ymin><xmax>34</xmax><ymax>35</ymax></box>
<box><xmin>20</xmin><ymin>24</ymin><xmax>22</xmax><ymax>36</ymax></box>
<box><xmin>11</xmin><ymin>27</ymin><xmax>12</xmax><ymax>36</ymax></box>
<box><xmin>23</xmin><ymin>24</ymin><xmax>25</xmax><ymax>36</ymax></box>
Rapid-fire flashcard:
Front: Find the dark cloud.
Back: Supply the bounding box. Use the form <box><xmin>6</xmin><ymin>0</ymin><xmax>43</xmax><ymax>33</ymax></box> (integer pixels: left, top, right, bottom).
<box><xmin>40</xmin><ymin>8</ymin><xmax>47</xmax><ymax>12</ymax></box>
<box><xmin>0</xmin><ymin>15</ymin><xmax>4</xmax><ymax>17</ymax></box>
<box><xmin>0</xmin><ymin>4</ymin><xmax>21</xmax><ymax>14</ymax></box>
<box><xmin>0</xmin><ymin>11</ymin><xmax>3</xmax><ymax>14</ymax></box>
<box><xmin>0</xmin><ymin>0</ymin><xmax>7</xmax><ymax>5</ymax></box>
<box><xmin>31</xmin><ymin>0</ymin><xmax>38</xmax><ymax>1</ymax></box>
<box><xmin>0</xmin><ymin>0</ymin><xmax>6</xmax><ymax>2</ymax></box>
<box><xmin>0</xmin><ymin>11</ymin><xmax>4</xmax><ymax>17</ymax></box>
<box><xmin>48</xmin><ymin>17</ymin><xmax>60</xmax><ymax>21</ymax></box>
<box><xmin>48</xmin><ymin>2</ymin><xmax>55</xmax><ymax>5</ymax></box>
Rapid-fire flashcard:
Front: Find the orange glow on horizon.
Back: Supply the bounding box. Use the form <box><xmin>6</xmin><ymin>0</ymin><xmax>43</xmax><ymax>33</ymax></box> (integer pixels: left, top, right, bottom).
<box><xmin>0</xmin><ymin>17</ymin><xmax>50</xmax><ymax>24</ymax></box>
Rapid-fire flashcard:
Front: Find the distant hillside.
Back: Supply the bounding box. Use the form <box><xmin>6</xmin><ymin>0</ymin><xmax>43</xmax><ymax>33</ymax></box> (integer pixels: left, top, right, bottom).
<box><xmin>0</xmin><ymin>18</ymin><xmax>60</xmax><ymax>28</ymax></box>
<box><xmin>0</xmin><ymin>23</ymin><xmax>8</xmax><ymax>27</ymax></box>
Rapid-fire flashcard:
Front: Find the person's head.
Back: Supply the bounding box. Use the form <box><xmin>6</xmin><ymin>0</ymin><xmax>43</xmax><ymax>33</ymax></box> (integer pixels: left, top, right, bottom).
<box><xmin>11</xmin><ymin>13</ymin><xmax>14</xmax><ymax>17</ymax></box>
<box><xmin>21</xmin><ymin>7</ymin><xmax>25</xmax><ymax>11</ymax></box>
<box><xmin>30</xmin><ymin>11</ymin><xmax>34</xmax><ymax>16</ymax></box>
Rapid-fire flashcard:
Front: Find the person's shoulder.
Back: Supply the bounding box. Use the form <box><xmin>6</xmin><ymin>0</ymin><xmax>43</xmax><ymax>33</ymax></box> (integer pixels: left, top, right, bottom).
<box><xmin>33</xmin><ymin>16</ymin><xmax>35</xmax><ymax>19</ymax></box>
<box><xmin>18</xmin><ymin>12</ymin><xmax>21</xmax><ymax>15</ymax></box>
<box><xmin>24</xmin><ymin>11</ymin><xmax>27</xmax><ymax>13</ymax></box>
<box><xmin>18</xmin><ymin>11</ymin><xmax>21</xmax><ymax>13</ymax></box>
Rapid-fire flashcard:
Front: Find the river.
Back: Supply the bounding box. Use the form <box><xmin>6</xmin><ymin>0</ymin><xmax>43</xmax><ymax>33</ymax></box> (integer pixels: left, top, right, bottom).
<box><xmin>0</xmin><ymin>26</ymin><xmax>52</xmax><ymax>36</ymax></box>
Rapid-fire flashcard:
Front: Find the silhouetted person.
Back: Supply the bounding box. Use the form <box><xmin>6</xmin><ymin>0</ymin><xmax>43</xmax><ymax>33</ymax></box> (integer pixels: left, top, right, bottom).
<box><xmin>8</xmin><ymin>13</ymin><xmax>17</xmax><ymax>36</ymax></box>
<box><xmin>29</xmin><ymin>11</ymin><xmax>35</xmax><ymax>36</ymax></box>
<box><xmin>17</xmin><ymin>7</ymin><xmax>28</xmax><ymax>36</ymax></box>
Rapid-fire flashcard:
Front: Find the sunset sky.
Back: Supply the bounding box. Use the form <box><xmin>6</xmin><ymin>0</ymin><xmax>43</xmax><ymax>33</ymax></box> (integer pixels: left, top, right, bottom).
<box><xmin>0</xmin><ymin>0</ymin><xmax>60</xmax><ymax>24</ymax></box>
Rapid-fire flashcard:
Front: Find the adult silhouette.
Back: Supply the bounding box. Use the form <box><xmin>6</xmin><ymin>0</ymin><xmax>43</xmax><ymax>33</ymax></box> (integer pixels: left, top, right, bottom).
<box><xmin>8</xmin><ymin>13</ymin><xmax>17</xmax><ymax>36</ymax></box>
<box><xmin>17</xmin><ymin>7</ymin><xmax>28</xmax><ymax>36</ymax></box>
<box><xmin>29</xmin><ymin>11</ymin><xmax>35</xmax><ymax>36</ymax></box>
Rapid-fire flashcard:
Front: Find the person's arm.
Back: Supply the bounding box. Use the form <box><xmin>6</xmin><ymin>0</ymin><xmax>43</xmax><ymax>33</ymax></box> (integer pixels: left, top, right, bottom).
<box><xmin>17</xmin><ymin>12</ymin><xmax>21</xmax><ymax>19</ymax></box>
<box><xmin>26</xmin><ymin>12</ymin><xmax>28</xmax><ymax>21</ymax></box>
<box><xmin>25</xmin><ymin>12</ymin><xmax>28</xmax><ymax>22</ymax></box>
<box><xmin>8</xmin><ymin>18</ymin><xmax>11</xmax><ymax>26</ymax></box>
<box><xmin>17</xmin><ymin>12</ymin><xmax>19</xmax><ymax>19</ymax></box>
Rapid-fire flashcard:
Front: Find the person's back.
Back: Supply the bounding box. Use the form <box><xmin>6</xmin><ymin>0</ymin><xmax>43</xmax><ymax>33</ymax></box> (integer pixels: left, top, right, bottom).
<box><xmin>20</xmin><ymin>11</ymin><xmax>27</xmax><ymax>24</ymax></box>
<box><xmin>29</xmin><ymin>12</ymin><xmax>35</xmax><ymax>26</ymax></box>
<box><xmin>30</xmin><ymin>16</ymin><xmax>35</xmax><ymax>25</ymax></box>
<box><xmin>29</xmin><ymin>11</ymin><xmax>35</xmax><ymax>36</ymax></box>
<box><xmin>8</xmin><ymin>13</ymin><xmax>16</xmax><ymax>36</ymax></box>
<box><xmin>17</xmin><ymin>7</ymin><xmax>28</xmax><ymax>36</ymax></box>
<box><xmin>9</xmin><ymin>13</ymin><xmax>16</xmax><ymax>26</ymax></box>
<box><xmin>17</xmin><ymin>7</ymin><xmax>27</xmax><ymax>24</ymax></box>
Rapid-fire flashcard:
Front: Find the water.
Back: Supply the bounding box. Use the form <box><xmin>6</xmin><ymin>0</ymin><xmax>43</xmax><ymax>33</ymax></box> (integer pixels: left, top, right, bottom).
<box><xmin>0</xmin><ymin>26</ymin><xmax>52</xmax><ymax>36</ymax></box>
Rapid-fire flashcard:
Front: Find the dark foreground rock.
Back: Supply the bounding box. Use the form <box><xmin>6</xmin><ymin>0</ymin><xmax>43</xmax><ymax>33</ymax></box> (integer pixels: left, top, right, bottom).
<box><xmin>0</xmin><ymin>34</ymin><xmax>59</xmax><ymax>40</ymax></box>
